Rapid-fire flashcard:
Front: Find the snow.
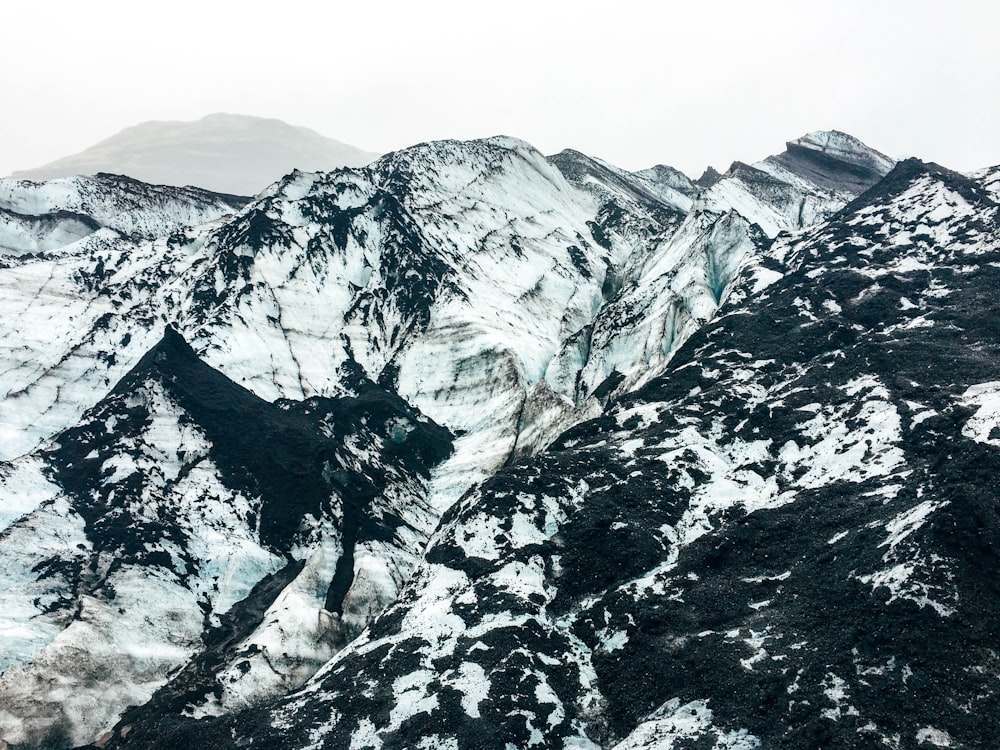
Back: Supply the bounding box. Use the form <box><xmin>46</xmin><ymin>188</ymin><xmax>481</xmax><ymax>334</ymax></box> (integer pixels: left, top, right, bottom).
<box><xmin>0</xmin><ymin>379</ymin><xmax>305</xmax><ymax>745</ymax></box>
<box><xmin>880</xmin><ymin>500</ymin><xmax>947</xmax><ymax>550</ymax></box>
<box><xmin>201</xmin><ymin>524</ymin><xmax>343</xmax><ymax>713</ymax></box>
<box><xmin>860</xmin><ymin>561</ymin><xmax>955</xmax><ymax>616</ymax></box>
<box><xmin>781</xmin><ymin>379</ymin><xmax>905</xmax><ymax>489</ymax></box>
<box><xmin>0</xmin><ymin>563</ymin><xmax>205</xmax><ymax>747</ymax></box>
<box><xmin>2</xmin><ymin>131</ymin><xmax>987</xmax><ymax>749</ymax></box>
<box><xmin>0</xmin><ymin>495</ymin><xmax>89</xmax><ymax>672</ymax></box>
<box><xmin>491</xmin><ymin>560</ymin><xmax>549</xmax><ymax>605</ymax></box>
<box><xmin>596</xmin><ymin>628</ymin><xmax>629</xmax><ymax>652</ymax></box>
<box><xmin>820</xmin><ymin>673</ymin><xmax>859</xmax><ymax>721</ymax></box>
<box><xmin>575</xmin><ymin>208</ymin><xmax>761</xmax><ymax>399</ymax></box>
<box><xmin>958</xmin><ymin>381</ymin><xmax>1000</xmax><ymax>446</ymax></box>
<box><xmin>348</xmin><ymin>719</ymin><xmax>379</xmax><ymax>750</ymax></box>
<box><xmin>0</xmin><ymin>456</ymin><xmax>60</xmax><ymax>530</ymax></box>
<box><xmin>916</xmin><ymin>726</ymin><xmax>953</xmax><ymax>747</ymax></box>
<box><xmin>388</xmin><ymin>670</ymin><xmax>440</xmax><ymax>733</ymax></box>
<box><xmin>454</xmin><ymin>512</ymin><xmax>506</xmax><ymax>561</ymax></box>
<box><xmin>611</xmin><ymin>699</ymin><xmax>761</xmax><ymax>749</ymax></box>
<box><xmin>452</xmin><ymin>661</ymin><xmax>490</xmax><ymax>718</ymax></box>
<box><xmin>398</xmin><ymin>564</ymin><xmax>472</xmax><ymax>648</ymax></box>
<box><xmin>0</xmin><ymin>174</ymin><xmax>240</xmax><ymax>249</ymax></box>
<box><xmin>907</xmin><ymin>401</ymin><xmax>938</xmax><ymax>429</ymax></box>
<box><xmin>789</xmin><ymin>131</ymin><xmax>895</xmax><ymax>175</ymax></box>
<box><xmin>534</xmin><ymin>676</ymin><xmax>566</xmax><ymax>730</ymax></box>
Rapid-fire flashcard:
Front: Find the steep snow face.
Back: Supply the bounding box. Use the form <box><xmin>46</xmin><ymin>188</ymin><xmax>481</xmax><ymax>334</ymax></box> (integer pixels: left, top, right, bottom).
<box><xmin>113</xmin><ymin>158</ymin><xmax>1000</xmax><ymax>750</ymax></box>
<box><xmin>0</xmin><ymin>132</ymin><xmax>889</xmax><ymax>467</ymax></box>
<box><xmin>545</xmin><ymin>130</ymin><xmax>893</xmax><ymax>405</ymax></box>
<box><xmin>0</xmin><ymin>329</ymin><xmax>451</xmax><ymax>748</ymax></box>
<box><xmin>11</xmin><ymin>113</ymin><xmax>380</xmax><ymax>197</ymax></box>
<box><xmin>0</xmin><ymin>173</ymin><xmax>246</xmax><ymax>256</ymax></box>
<box><xmin>0</xmin><ymin>138</ymin><xmax>620</xmax><ymax>479</ymax></box>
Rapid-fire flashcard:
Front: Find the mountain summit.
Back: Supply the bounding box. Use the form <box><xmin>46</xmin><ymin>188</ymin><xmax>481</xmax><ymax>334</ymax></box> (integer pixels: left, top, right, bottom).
<box><xmin>11</xmin><ymin>114</ymin><xmax>380</xmax><ymax>196</ymax></box>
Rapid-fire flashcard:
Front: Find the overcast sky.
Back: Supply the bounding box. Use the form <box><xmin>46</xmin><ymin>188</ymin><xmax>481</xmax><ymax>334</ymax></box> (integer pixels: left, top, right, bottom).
<box><xmin>2</xmin><ymin>0</ymin><xmax>998</xmax><ymax>178</ymax></box>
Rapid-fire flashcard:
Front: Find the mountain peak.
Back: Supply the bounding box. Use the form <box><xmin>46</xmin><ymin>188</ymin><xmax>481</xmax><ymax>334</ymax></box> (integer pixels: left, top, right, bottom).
<box><xmin>766</xmin><ymin>130</ymin><xmax>895</xmax><ymax>194</ymax></box>
<box><xmin>790</xmin><ymin>129</ymin><xmax>893</xmax><ymax>167</ymax></box>
<box><xmin>11</xmin><ymin>114</ymin><xmax>380</xmax><ymax>196</ymax></box>
<box><xmin>695</xmin><ymin>165</ymin><xmax>723</xmax><ymax>188</ymax></box>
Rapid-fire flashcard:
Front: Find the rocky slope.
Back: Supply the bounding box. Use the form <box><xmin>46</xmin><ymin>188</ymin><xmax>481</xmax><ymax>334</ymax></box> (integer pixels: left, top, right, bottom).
<box><xmin>2</xmin><ymin>130</ymin><xmax>993</xmax><ymax>750</ymax></box>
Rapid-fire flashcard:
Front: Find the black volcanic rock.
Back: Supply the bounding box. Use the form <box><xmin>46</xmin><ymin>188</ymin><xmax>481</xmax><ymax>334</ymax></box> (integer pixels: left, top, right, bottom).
<box><xmin>695</xmin><ymin>165</ymin><xmax>723</xmax><ymax>188</ymax></box>
<box><xmin>50</xmin><ymin>326</ymin><xmax>451</xmax><ymax>560</ymax></box>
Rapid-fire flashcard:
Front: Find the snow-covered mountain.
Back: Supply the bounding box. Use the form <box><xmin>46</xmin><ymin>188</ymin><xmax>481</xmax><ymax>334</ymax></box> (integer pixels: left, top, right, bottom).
<box><xmin>0</xmin><ymin>129</ymin><xmax>996</xmax><ymax>750</ymax></box>
<box><xmin>0</xmin><ymin>172</ymin><xmax>247</xmax><ymax>257</ymax></box>
<box><xmin>11</xmin><ymin>114</ymin><xmax>379</xmax><ymax>197</ymax></box>
<box><xmin>164</xmin><ymin>156</ymin><xmax>996</xmax><ymax>750</ymax></box>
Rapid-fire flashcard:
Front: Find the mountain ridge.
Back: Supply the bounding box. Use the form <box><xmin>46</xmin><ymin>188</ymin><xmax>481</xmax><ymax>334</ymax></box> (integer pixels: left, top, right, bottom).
<box><xmin>0</xmin><ymin>129</ymin><xmax>996</xmax><ymax>749</ymax></box>
<box><xmin>92</xmin><ymin>142</ymin><xmax>1000</xmax><ymax>750</ymax></box>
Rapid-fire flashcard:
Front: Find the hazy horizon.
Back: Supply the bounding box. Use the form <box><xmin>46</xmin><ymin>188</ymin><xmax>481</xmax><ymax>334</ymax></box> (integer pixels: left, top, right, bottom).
<box><xmin>2</xmin><ymin>1</ymin><xmax>998</xmax><ymax>179</ymax></box>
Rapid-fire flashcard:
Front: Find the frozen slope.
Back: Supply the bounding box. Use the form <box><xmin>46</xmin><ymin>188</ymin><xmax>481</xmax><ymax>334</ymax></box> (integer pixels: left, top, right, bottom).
<box><xmin>0</xmin><ymin>132</ymin><xmax>890</xmax><ymax>465</ymax></box>
<box><xmin>0</xmin><ymin>137</ymin><xmax>641</xmax><ymax>746</ymax></box>
<box><xmin>11</xmin><ymin>114</ymin><xmax>380</xmax><ymax>197</ymax></box>
<box><xmin>545</xmin><ymin>130</ymin><xmax>895</xmax><ymax>403</ymax></box>
<box><xmin>0</xmin><ymin>328</ymin><xmax>450</xmax><ymax>748</ymax></box>
<box><xmin>110</xmin><ymin>158</ymin><xmax>1000</xmax><ymax>750</ymax></box>
<box><xmin>0</xmin><ymin>173</ymin><xmax>246</xmax><ymax>256</ymax></box>
<box><xmin>0</xmin><ymin>138</ymin><xmax>621</xmax><ymax>473</ymax></box>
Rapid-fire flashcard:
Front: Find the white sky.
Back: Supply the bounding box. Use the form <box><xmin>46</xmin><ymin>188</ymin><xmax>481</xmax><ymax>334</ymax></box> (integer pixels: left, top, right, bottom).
<box><xmin>2</xmin><ymin>0</ymin><xmax>998</xmax><ymax>178</ymax></box>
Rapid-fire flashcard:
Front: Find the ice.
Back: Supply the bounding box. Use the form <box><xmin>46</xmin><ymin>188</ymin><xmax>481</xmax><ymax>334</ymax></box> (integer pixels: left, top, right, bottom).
<box><xmin>916</xmin><ymin>726</ymin><xmax>953</xmax><ymax>747</ymax></box>
<box><xmin>612</xmin><ymin>699</ymin><xmax>761</xmax><ymax>749</ymax></box>
<box><xmin>0</xmin><ymin>456</ymin><xmax>60</xmax><ymax>530</ymax></box>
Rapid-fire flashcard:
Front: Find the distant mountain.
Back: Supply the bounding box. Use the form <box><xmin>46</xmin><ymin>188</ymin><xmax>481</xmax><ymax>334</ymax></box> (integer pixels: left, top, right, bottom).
<box><xmin>10</xmin><ymin>114</ymin><xmax>380</xmax><ymax>196</ymax></box>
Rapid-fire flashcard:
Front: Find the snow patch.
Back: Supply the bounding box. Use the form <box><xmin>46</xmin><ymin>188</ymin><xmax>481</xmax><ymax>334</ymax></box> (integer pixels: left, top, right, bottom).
<box><xmin>958</xmin><ymin>381</ymin><xmax>1000</xmax><ymax>446</ymax></box>
<box><xmin>611</xmin><ymin>698</ymin><xmax>760</xmax><ymax>749</ymax></box>
<box><xmin>916</xmin><ymin>726</ymin><xmax>953</xmax><ymax>747</ymax></box>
